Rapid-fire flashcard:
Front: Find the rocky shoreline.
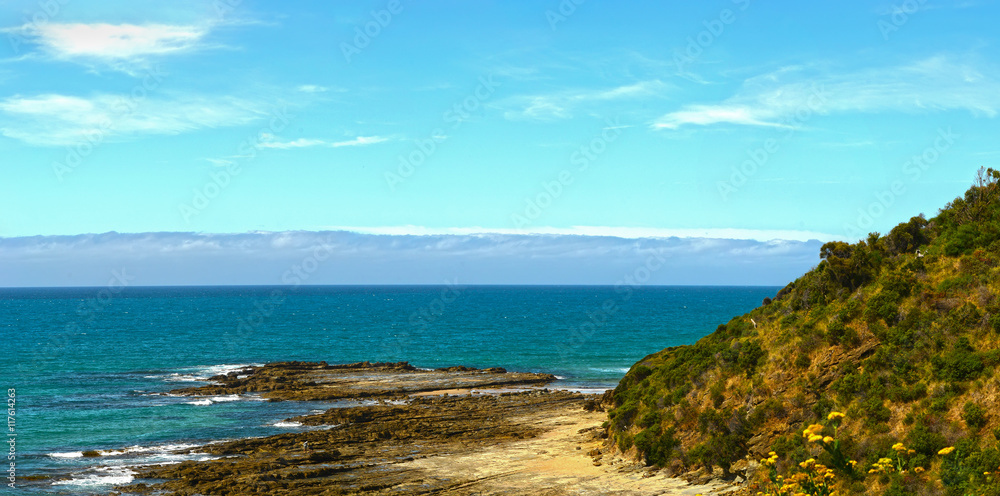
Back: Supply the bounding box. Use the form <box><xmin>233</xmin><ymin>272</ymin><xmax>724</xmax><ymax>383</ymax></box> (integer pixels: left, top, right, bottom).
<box><xmin>104</xmin><ymin>361</ymin><xmax>734</xmax><ymax>495</ymax></box>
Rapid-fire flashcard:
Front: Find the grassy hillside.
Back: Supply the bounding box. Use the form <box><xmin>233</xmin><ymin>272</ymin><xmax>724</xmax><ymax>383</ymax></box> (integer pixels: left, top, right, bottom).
<box><xmin>607</xmin><ymin>168</ymin><xmax>1000</xmax><ymax>495</ymax></box>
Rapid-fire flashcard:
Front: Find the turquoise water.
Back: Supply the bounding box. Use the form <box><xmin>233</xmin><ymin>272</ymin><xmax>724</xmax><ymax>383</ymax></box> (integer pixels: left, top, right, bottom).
<box><xmin>2</xmin><ymin>285</ymin><xmax>777</xmax><ymax>494</ymax></box>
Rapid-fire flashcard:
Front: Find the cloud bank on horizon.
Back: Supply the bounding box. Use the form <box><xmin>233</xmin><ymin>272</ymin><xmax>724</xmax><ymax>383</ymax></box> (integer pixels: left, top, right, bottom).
<box><xmin>0</xmin><ymin>231</ymin><xmax>822</xmax><ymax>287</ymax></box>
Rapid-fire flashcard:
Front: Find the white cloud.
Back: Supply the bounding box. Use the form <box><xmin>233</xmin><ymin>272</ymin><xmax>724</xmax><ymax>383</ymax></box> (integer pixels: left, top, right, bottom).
<box><xmin>331</xmin><ymin>135</ymin><xmax>389</xmax><ymax>147</ymax></box>
<box><xmin>323</xmin><ymin>225</ymin><xmax>843</xmax><ymax>243</ymax></box>
<box><xmin>257</xmin><ymin>135</ymin><xmax>391</xmax><ymax>149</ymax></box>
<box><xmin>38</xmin><ymin>23</ymin><xmax>205</xmax><ymax>59</ymax></box>
<box><xmin>653</xmin><ymin>105</ymin><xmax>788</xmax><ymax>130</ymax></box>
<box><xmin>501</xmin><ymin>80</ymin><xmax>670</xmax><ymax>121</ymax></box>
<box><xmin>296</xmin><ymin>85</ymin><xmax>331</xmax><ymax>93</ymax></box>
<box><xmin>258</xmin><ymin>137</ymin><xmax>328</xmax><ymax>149</ymax></box>
<box><xmin>205</xmin><ymin>158</ymin><xmax>236</xmax><ymax>167</ymax></box>
<box><xmin>654</xmin><ymin>56</ymin><xmax>1000</xmax><ymax>129</ymax></box>
<box><xmin>0</xmin><ymin>231</ymin><xmax>824</xmax><ymax>286</ymax></box>
<box><xmin>6</xmin><ymin>22</ymin><xmax>211</xmax><ymax>71</ymax></box>
<box><xmin>0</xmin><ymin>93</ymin><xmax>268</xmax><ymax>146</ymax></box>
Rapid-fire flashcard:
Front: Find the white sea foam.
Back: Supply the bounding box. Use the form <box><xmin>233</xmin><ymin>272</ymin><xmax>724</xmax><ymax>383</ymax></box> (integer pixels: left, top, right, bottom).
<box><xmin>555</xmin><ymin>387</ymin><xmax>611</xmax><ymax>395</ymax></box>
<box><xmin>183</xmin><ymin>393</ymin><xmax>251</xmax><ymax>406</ymax></box>
<box><xmin>200</xmin><ymin>363</ymin><xmax>260</xmax><ymax>377</ymax></box>
<box><xmin>273</xmin><ymin>421</ymin><xmax>303</xmax><ymax>428</ymax></box>
<box><xmin>106</xmin><ymin>443</ymin><xmax>204</xmax><ymax>456</ymax></box>
<box><xmin>553</xmin><ymin>375</ymin><xmax>566</xmax><ymax>379</ymax></box>
<box><xmin>52</xmin><ymin>467</ymin><xmax>135</xmax><ymax>486</ymax></box>
<box><xmin>147</xmin><ymin>363</ymin><xmax>262</xmax><ymax>383</ymax></box>
<box><xmin>48</xmin><ymin>451</ymin><xmax>84</xmax><ymax>459</ymax></box>
<box><xmin>589</xmin><ymin>367</ymin><xmax>630</xmax><ymax>374</ymax></box>
<box><xmin>210</xmin><ymin>394</ymin><xmax>242</xmax><ymax>403</ymax></box>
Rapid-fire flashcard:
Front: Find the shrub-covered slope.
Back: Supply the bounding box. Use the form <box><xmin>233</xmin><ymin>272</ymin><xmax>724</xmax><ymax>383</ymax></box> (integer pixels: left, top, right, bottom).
<box><xmin>607</xmin><ymin>168</ymin><xmax>1000</xmax><ymax>495</ymax></box>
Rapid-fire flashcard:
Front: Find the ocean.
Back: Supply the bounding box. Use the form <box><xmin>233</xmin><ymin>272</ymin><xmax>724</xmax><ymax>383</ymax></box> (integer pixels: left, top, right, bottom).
<box><xmin>2</xmin><ymin>285</ymin><xmax>777</xmax><ymax>494</ymax></box>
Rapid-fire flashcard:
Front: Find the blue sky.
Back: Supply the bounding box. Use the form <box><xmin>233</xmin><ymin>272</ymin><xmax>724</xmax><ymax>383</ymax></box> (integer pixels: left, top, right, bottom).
<box><xmin>1</xmin><ymin>0</ymin><xmax>998</xmax><ymax>285</ymax></box>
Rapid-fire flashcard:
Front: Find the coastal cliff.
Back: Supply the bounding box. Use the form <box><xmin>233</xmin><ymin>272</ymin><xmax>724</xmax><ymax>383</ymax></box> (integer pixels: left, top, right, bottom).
<box><xmin>607</xmin><ymin>168</ymin><xmax>1000</xmax><ymax>494</ymax></box>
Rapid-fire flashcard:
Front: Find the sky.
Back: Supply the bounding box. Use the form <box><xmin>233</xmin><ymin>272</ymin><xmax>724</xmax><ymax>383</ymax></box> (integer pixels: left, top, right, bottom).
<box><xmin>1</xmin><ymin>0</ymin><xmax>999</xmax><ymax>286</ymax></box>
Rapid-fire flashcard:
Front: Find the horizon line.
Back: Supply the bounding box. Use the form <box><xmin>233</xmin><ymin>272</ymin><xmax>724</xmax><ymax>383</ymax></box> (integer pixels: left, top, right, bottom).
<box><xmin>0</xmin><ymin>283</ymin><xmax>787</xmax><ymax>289</ymax></box>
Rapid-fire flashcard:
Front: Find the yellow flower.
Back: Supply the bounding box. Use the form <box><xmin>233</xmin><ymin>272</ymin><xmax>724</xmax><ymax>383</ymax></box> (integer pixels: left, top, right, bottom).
<box><xmin>892</xmin><ymin>442</ymin><xmax>906</xmax><ymax>451</ymax></box>
<box><xmin>802</xmin><ymin>424</ymin><xmax>824</xmax><ymax>438</ymax></box>
<box><xmin>827</xmin><ymin>411</ymin><xmax>845</xmax><ymax>421</ymax></box>
<box><xmin>808</xmin><ymin>434</ymin><xmax>824</xmax><ymax>443</ymax></box>
<box><xmin>938</xmin><ymin>446</ymin><xmax>956</xmax><ymax>455</ymax></box>
<box><xmin>823</xmin><ymin>436</ymin><xmax>834</xmax><ymax>444</ymax></box>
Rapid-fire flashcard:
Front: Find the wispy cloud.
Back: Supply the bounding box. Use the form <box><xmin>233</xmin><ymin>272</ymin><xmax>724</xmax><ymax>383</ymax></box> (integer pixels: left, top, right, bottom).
<box><xmin>654</xmin><ymin>56</ymin><xmax>1000</xmax><ymax>129</ymax></box>
<box><xmin>4</xmin><ymin>22</ymin><xmax>211</xmax><ymax>72</ymax></box>
<box><xmin>297</xmin><ymin>84</ymin><xmax>342</xmax><ymax>93</ymax></box>
<box><xmin>331</xmin><ymin>136</ymin><xmax>390</xmax><ymax>147</ymax></box>
<box><xmin>501</xmin><ymin>80</ymin><xmax>671</xmax><ymax>121</ymax></box>
<box><xmin>0</xmin><ymin>93</ymin><xmax>268</xmax><ymax>146</ymax></box>
<box><xmin>875</xmin><ymin>0</ymin><xmax>983</xmax><ymax>15</ymax></box>
<box><xmin>257</xmin><ymin>135</ymin><xmax>391</xmax><ymax>149</ymax></box>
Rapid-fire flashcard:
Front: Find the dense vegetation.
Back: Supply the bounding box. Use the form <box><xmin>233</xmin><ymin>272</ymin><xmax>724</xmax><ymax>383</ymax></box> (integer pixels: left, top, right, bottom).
<box><xmin>607</xmin><ymin>168</ymin><xmax>1000</xmax><ymax>495</ymax></box>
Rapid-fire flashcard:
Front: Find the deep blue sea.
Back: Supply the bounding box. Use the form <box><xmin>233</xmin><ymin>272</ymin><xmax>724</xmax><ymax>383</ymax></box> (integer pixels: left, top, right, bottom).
<box><xmin>1</xmin><ymin>285</ymin><xmax>777</xmax><ymax>494</ymax></box>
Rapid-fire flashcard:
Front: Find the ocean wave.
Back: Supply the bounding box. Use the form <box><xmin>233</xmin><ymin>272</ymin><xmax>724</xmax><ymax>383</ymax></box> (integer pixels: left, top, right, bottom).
<box><xmin>208</xmin><ymin>394</ymin><xmax>242</xmax><ymax>402</ymax></box>
<box><xmin>52</xmin><ymin>467</ymin><xmax>134</xmax><ymax>487</ymax></box>
<box><xmin>554</xmin><ymin>387</ymin><xmax>612</xmax><ymax>395</ymax></box>
<box><xmin>184</xmin><ymin>394</ymin><xmax>248</xmax><ymax>406</ymax></box>
<box><xmin>48</xmin><ymin>451</ymin><xmax>84</xmax><ymax>459</ymax></box>
<box><xmin>102</xmin><ymin>443</ymin><xmax>204</xmax><ymax>456</ymax></box>
<box><xmin>588</xmin><ymin>367</ymin><xmax>630</xmax><ymax>374</ymax></box>
<box><xmin>146</xmin><ymin>363</ymin><xmax>262</xmax><ymax>383</ymax></box>
<box><xmin>273</xmin><ymin>421</ymin><xmax>303</xmax><ymax>428</ymax></box>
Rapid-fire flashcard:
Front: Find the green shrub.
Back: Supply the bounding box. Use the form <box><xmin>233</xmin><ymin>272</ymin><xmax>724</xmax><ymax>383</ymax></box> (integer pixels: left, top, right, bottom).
<box><xmin>906</xmin><ymin>419</ymin><xmax>948</xmax><ymax>456</ymax></box>
<box><xmin>948</xmin><ymin>303</ymin><xmax>983</xmax><ymax>330</ymax></box>
<box><xmin>889</xmin><ymin>381</ymin><xmax>927</xmax><ymax>402</ymax></box>
<box><xmin>615</xmin><ymin>431</ymin><xmax>634</xmax><ymax>452</ymax></box>
<box><xmin>885</xmin><ymin>215</ymin><xmax>930</xmax><ymax>255</ymax></box>
<box><xmin>862</xmin><ymin>397</ymin><xmax>891</xmax><ymax>426</ymax></box>
<box><xmin>962</xmin><ymin>401</ymin><xmax>988</xmax><ymax>431</ymax></box>
<box><xmin>865</xmin><ymin>290</ymin><xmax>902</xmax><ymax>324</ymax></box>
<box><xmin>637</xmin><ymin>410</ymin><xmax>661</xmax><ymax>429</ymax></box>
<box><xmin>939</xmin><ymin>274</ymin><xmax>974</xmax><ymax>293</ymax></box>
<box><xmin>737</xmin><ymin>340</ymin><xmax>766</xmax><ymax>377</ymax></box>
<box><xmin>635</xmin><ymin>426</ymin><xmax>679</xmax><ymax>467</ymax></box>
<box><xmin>709</xmin><ymin>382</ymin><xmax>725</xmax><ymax>408</ymax></box>
<box><xmin>827</xmin><ymin>321</ymin><xmax>847</xmax><ymax>345</ymax></box>
<box><xmin>933</xmin><ymin>337</ymin><xmax>984</xmax><ymax>381</ymax></box>
<box><xmin>794</xmin><ymin>353</ymin><xmax>811</xmax><ymax>369</ymax></box>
